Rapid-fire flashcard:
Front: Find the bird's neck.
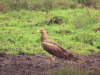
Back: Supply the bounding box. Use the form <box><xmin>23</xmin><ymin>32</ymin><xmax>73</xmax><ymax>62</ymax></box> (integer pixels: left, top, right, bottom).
<box><xmin>41</xmin><ymin>33</ymin><xmax>48</xmax><ymax>42</ymax></box>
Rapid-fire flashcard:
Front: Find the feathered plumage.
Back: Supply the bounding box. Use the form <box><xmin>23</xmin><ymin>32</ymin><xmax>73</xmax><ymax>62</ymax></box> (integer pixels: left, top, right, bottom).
<box><xmin>37</xmin><ymin>29</ymin><xmax>77</xmax><ymax>61</ymax></box>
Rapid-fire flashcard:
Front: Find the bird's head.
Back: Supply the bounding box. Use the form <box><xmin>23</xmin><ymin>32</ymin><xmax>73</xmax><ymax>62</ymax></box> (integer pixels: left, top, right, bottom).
<box><xmin>37</xmin><ymin>29</ymin><xmax>47</xmax><ymax>34</ymax></box>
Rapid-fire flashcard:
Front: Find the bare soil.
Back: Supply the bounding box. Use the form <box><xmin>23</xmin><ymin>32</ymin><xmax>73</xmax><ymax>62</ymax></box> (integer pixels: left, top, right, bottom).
<box><xmin>0</xmin><ymin>53</ymin><xmax>100</xmax><ymax>75</ymax></box>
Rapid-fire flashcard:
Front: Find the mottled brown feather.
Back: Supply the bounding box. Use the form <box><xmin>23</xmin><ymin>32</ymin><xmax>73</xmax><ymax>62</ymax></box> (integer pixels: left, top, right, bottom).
<box><xmin>37</xmin><ymin>29</ymin><xmax>75</xmax><ymax>60</ymax></box>
<box><xmin>42</xmin><ymin>40</ymin><xmax>69</xmax><ymax>59</ymax></box>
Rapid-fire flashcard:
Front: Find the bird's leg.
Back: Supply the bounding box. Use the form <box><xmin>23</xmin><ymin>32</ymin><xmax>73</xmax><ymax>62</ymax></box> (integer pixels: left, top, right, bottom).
<box><xmin>49</xmin><ymin>54</ymin><xmax>55</xmax><ymax>64</ymax></box>
<box><xmin>46</xmin><ymin>54</ymin><xmax>55</xmax><ymax>66</ymax></box>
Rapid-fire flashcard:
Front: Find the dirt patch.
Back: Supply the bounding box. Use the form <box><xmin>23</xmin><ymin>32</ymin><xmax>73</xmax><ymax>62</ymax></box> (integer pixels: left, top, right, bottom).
<box><xmin>0</xmin><ymin>53</ymin><xmax>100</xmax><ymax>75</ymax></box>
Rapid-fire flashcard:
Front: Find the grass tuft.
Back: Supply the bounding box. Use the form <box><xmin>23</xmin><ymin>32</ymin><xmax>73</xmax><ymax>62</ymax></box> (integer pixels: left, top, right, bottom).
<box><xmin>42</xmin><ymin>64</ymin><xmax>89</xmax><ymax>75</ymax></box>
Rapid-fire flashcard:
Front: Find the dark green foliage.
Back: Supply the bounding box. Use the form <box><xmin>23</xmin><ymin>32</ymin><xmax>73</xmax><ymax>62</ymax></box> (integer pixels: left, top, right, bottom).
<box><xmin>0</xmin><ymin>0</ymin><xmax>100</xmax><ymax>13</ymax></box>
<box><xmin>33</xmin><ymin>3</ymin><xmax>42</xmax><ymax>10</ymax></box>
<box><xmin>48</xmin><ymin>16</ymin><xmax>69</xmax><ymax>25</ymax></box>
<box><xmin>35</xmin><ymin>16</ymin><xmax>69</xmax><ymax>26</ymax></box>
<box><xmin>3</xmin><ymin>0</ymin><xmax>28</xmax><ymax>11</ymax></box>
<box><xmin>7</xmin><ymin>39</ymin><xmax>15</xmax><ymax>44</ymax></box>
<box><xmin>43</xmin><ymin>0</ymin><xmax>54</xmax><ymax>10</ymax></box>
<box><xmin>70</xmin><ymin>3</ymin><xmax>77</xmax><ymax>9</ymax></box>
<box><xmin>0</xmin><ymin>0</ymin><xmax>56</xmax><ymax>12</ymax></box>
<box><xmin>56</xmin><ymin>29</ymin><xmax>73</xmax><ymax>35</ymax></box>
<box><xmin>77</xmin><ymin>0</ymin><xmax>99</xmax><ymax>8</ymax></box>
<box><xmin>48</xmin><ymin>16</ymin><xmax>64</xmax><ymax>25</ymax></box>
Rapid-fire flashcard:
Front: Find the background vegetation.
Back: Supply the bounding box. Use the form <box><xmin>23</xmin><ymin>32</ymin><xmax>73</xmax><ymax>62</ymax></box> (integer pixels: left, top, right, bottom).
<box><xmin>0</xmin><ymin>0</ymin><xmax>100</xmax><ymax>13</ymax></box>
<box><xmin>0</xmin><ymin>0</ymin><xmax>100</xmax><ymax>55</ymax></box>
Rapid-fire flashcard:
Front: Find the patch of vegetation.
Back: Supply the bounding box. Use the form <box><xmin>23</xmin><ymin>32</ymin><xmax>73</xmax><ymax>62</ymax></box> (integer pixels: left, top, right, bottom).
<box><xmin>42</xmin><ymin>64</ymin><xmax>89</xmax><ymax>75</ymax></box>
<box><xmin>77</xmin><ymin>0</ymin><xmax>100</xmax><ymax>9</ymax></box>
<box><xmin>0</xmin><ymin>8</ymin><xmax>100</xmax><ymax>55</ymax></box>
<box><xmin>56</xmin><ymin>29</ymin><xmax>73</xmax><ymax>35</ymax></box>
<box><xmin>0</xmin><ymin>0</ymin><xmax>100</xmax><ymax>13</ymax></box>
<box><xmin>71</xmin><ymin>8</ymin><xmax>99</xmax><ymax>29</ymax></box>
<box><xmin>72</xmin><ymin>33</ymin><xmax>97</xmax><ymax>46</ymax></box>
<box><xmin>93</xmin><ymin>26</ymin><xmax>100</xmax><ymax>33</ymax></box>
<box><xmin>35</xmin><ymin>16</ymin><xmax>69</xmax><ymax>26</ymax></box>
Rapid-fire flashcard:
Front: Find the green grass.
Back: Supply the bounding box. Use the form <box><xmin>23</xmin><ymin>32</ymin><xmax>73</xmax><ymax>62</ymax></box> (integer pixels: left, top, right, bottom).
<box><xmin>42</xmin><ymin>65</ymin><xmax>89</xmax><ymax>75</ymax></box>
<box><xmin>1</xmin><ymin>0</ymin><xmax>100</xmax><ymax>13</ymax></box>
<box><xmin>0</xmin><ymin>8</ymin><xmax>100</xmax><ymax>55</ymax></box>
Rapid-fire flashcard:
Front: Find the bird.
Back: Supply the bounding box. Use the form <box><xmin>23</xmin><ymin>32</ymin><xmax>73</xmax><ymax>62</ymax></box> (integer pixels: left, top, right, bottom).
<box><xmin>37</xmin><ymin>29</ymin><xmax>78</xmax><ymax>63</ymax></box>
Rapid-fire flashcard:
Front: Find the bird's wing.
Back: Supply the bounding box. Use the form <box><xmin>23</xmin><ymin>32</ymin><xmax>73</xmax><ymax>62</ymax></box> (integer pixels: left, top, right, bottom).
<box><xmin>44</xmin><ymin>40</ymin><xmax>67</xmax><ymax>52</ymax></box>
<box><xmin>42</xmin><ymin>40</ymin><xmax>68</xmax><ymax>58</ymax></box>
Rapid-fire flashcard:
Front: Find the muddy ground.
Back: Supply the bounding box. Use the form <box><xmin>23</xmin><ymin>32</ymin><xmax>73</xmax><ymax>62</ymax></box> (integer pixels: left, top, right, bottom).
<box><xmin>0</xmin><ymin>53</ymin><xmax>100</xmax><ymax>75</ymax></box>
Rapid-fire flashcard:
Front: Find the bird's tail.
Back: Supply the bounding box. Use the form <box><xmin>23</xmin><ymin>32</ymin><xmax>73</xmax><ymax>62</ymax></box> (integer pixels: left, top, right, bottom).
<box><xmin>64</xmin><ymin>52</ymin><xmax>79</xmax><ymax>62</ymax></box>
<box><xmin>62</xmin><ymin>49</ymin><xmax>79</xmax><ymax>61</ymax></box>
<box><xmin>64</xmin><ymin>53</ymin><xmax>74</xmax><ymax>60</ymax></box>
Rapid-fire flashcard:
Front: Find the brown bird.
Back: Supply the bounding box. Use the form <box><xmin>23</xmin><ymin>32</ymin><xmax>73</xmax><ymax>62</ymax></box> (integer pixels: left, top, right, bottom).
<box><xmin>37</xmin><ymin>29</ymin><xmax>78</xmax><ymax>63</ymax></box>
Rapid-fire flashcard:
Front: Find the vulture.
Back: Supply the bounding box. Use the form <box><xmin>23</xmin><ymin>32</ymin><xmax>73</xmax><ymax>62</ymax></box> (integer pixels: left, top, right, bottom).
<box><xmin>37</xmin><ymin>29</ymin><xmax>78</xmax><ymax>62</ymax></box>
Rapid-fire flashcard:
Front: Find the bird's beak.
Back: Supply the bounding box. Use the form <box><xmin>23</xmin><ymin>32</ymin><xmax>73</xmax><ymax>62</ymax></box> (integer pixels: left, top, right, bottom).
<box><xmin>37</xmin><ymin>30</ymin><xmax>40</xmax><ymax>32</ymax></box>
